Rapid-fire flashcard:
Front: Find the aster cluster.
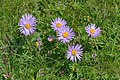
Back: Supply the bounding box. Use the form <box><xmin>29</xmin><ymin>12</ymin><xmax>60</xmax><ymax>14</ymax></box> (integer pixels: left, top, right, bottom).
<box><xmin>51</xmin><ymin>18</ymin><xmax>75</xmax><ymax>43</ymax></box>
<box><xmin>18</xmin><ymin>14</ymin><xmax>101</xmax><ymax>62</ymax></box>
<box><xmin>51</xmin><ymin>18</ymin><xmax>83</xmax><ymax>62</ymax></box>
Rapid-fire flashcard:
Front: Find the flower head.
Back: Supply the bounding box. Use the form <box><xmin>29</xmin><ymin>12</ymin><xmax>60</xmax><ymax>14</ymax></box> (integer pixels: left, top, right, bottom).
<box><xmin>57</xmin><ymin>26</ymin><xmax>75</xmax><ymax>43</ymax></box>
<box><xmin>51</xmin><ymin>18</ymin><xmax>67</xmax><ymax>31</ymax></box>
<box><xmin>92</xmin><ymin>54</ymin><xmax>96</xmax><ymax>58</ymax></box>
<box><xmin>36</xmin><ymin>38</ymin><xmax>41</xmax><ymax>50</ymax></box>
<box><xmin>18</xmin><ymin>14</ymin><xmax>36</xmax><ymax>36</ymax></box>
<box><xmin>48</xmin><ymin>36</ymin><xmax>54</xmax><ymax>42</ymax></box>
<box><xmin>67</xmin><ymin>44</ymin><xmax>83</xmax><ymax>62</ymax></box>
<box><xmin>85</xmin><ymin>24</ymin><xmax>101</xmax><ymax>38</ymax></box>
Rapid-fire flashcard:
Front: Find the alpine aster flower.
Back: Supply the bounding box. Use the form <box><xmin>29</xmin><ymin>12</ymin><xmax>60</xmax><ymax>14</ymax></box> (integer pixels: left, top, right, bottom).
<box><xmin>48</xmin><ymin>36</ymin><xmax>54</xmax><ymax>42</ymax></box>
<box><xmin>67</xmin><ymin>44</ymin><xmax>83</xmax><ymax>62</ymax></box>
<box><xmin>85</xmin><ymin>24</ymin><xmax>101</xmax><ymax>38</ymax></box>
<box><xmin>57</xmin><ymin>26</ymin><xmax>75</xmax><ymax>43</ymax></box>
<box><xmin>36</xmin><ymin>38</ymin><xmax>41</xmax><ymax>50</ymax></box>
<box><xmin>18</xmin><ymin>14</ymin><xmax>36</xmax><ymax>36</ymax></box>
<box><xmin>51</xmin><ymin>18</ymin><xmax>67</xmax><ymax>31</ymax></box>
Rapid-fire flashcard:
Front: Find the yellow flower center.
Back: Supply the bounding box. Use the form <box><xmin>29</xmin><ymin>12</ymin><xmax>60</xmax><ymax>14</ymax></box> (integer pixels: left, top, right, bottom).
<box><xmin>25</xmin><ymin>24</ymin><xmax>30</xmax><ymax>29</ymax></box>
<box><xmin>90</xmin><ymin>29</ymin><xmax>95</xmax><ymax>34</ymax></box>
<box><xmin>72</xmin><ymin>49</ymin><xmax>76</xmax><ymax>56</ymax></box>
<box><xmin>56</xmin><ymin>23</ymin><xmax>62</xmax><ymax>28</ymax></box>
<box><xmin>62</xmin><ymin>32</ymin><xmax>69</xmax><ymax>38</ymax></box>
<box><xmin>36</xmin><ymin>41</ymin><xmax>39</xmax><ymax>47</ymax></box>
<box><xmin>49</xmin><ymin>38</ymin><xmax>53</xmax><ymax>42</ymax></box>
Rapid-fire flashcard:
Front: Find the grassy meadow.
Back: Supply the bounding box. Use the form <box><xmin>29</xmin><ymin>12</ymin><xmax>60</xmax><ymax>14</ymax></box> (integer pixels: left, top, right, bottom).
<box><xmin>0</xmin><ymin>0</ymin><xmax>120</xmax><ymax>79</ymax></box>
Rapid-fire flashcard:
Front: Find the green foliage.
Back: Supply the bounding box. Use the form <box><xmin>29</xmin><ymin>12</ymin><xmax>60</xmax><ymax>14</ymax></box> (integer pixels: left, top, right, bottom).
<box><xmin>0</xmin><ymin>0</ymin><xmax>120</xmax><ymax>79</ymax></box>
